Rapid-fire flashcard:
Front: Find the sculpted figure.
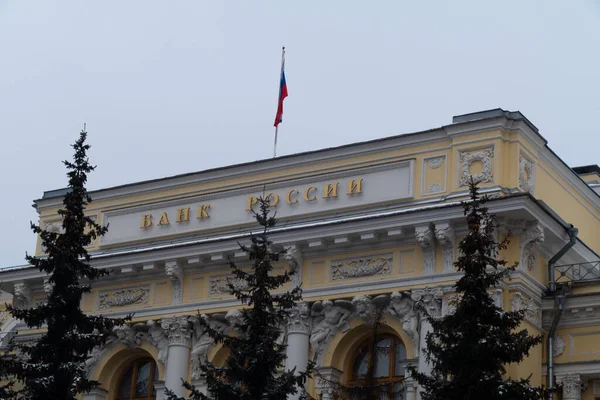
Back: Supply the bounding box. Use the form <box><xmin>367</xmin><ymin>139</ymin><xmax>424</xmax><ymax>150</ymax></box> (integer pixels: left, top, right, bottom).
<box><xmin>190</xmin><ymin>314</ymin><xmax>228</xmax><ymax>380</ymax></box>
<box><xmin>352</xmin><ymin>295</ymin><xmax>374</xmax><ymax>322</ymax></box>
<box><xmin>147</xmin><ymin>320</ymin><xmax>169</xmax><ymax>364</ymax></box>
<box><xmin>310</xmin><ymin>300</ymin><xmax>353</xmax><ymax>355</ymax></box>
<box><xmin>388</xmin><ymin>291</ymin><xmax>419</xmax><ymax>353</ymax></box>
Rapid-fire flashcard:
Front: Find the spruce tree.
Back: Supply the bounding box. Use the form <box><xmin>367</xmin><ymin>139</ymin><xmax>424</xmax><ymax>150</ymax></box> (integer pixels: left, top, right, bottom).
<box><xmin>5</xmin><ymin>129</ymin><xmax>129</xmax><ymax>399</ymax></box>
<box><xmin>167</xmin><ymin>198</ymin><xmax>314</xmax><ymax>400</ymax></box>
<box><xmin>409</xmin><ymin>180</ymin><xmax>548</xmax><ymax>400</ymax></box>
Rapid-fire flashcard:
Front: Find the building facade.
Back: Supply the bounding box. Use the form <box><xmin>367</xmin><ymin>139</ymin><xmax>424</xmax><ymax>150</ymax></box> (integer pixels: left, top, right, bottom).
<box><xmin>1</xmin><ymin>109</ymin><xmax>599</xmax><ymax>400</ymax></box>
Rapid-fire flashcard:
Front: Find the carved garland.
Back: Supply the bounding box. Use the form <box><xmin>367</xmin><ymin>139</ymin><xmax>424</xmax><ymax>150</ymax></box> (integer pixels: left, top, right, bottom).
<box><xmin>98</xmin><ymin>287</ymin><xmax>150</xmax><ymax>309</ymax></box>
<box><xmin>331</xmin><ymin>255</ymin><xmax>393</xmax><ymax>281</ymax></box>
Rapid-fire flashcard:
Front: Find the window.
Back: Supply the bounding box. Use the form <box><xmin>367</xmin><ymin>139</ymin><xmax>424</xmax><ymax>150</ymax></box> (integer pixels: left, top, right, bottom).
<box><xmin>117</xmin><ymin>358</ymin><xmax>158</xmax><ymax>400</ymax></box>
<box><xmin>348</xmin><ymin>334</ymin><xmax>407</xmax><ymax>400</ymax></box>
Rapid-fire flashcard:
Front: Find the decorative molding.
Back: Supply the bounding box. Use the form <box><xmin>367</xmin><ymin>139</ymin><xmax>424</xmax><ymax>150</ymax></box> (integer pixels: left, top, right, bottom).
<box><xmin>557</xmin><ymin>374</ymin><xmax>584</xmax><ymax>400</ymax></box>
<box><xmin>161</xmin><ymin>316</ymin><xmax>192</xmax><ymax>347</ymax></box>
<box><xmin>284</xmin><ymin>245</ymin><xmax>302</xmax><ymax>289</ymax></box>
<box><xmin>165</xmin><ymin>261</ymin><xmax>183</xmax><ymax>305</ymax></box>
<box><xmin>415</xmin><ymin>224</ymin><xmax>435</xmax><ymax>274</ymax></box>
<box><xmin>553</xmin><ymin>334</ymin><xmax>566</xmax><ymax>359</ymax></box>
<box><xmin>511</xmin><ymin>292</ymin><xmax>541</xmax><ymax>326</ymax></box>
<box><xmin>98</xmin><ymin>286</ymin><xmax>150</xmax><ymax>309</ymax></box>
<box><xmin>388</xmin><ymin>291</ymin><xmax>420</xmax><ymax>355</ymax></box>
<box><xmin>287</xmin><ymin>302</ymin><xmax>311</xmax><ymax>334</ymax></box>
<box><xmin>208</xmin><ymin>276</ymin><xmax>248</xmax><ymax>295</ymax></box>
<box><xmin>458</xmin><ymin>147</ymin><xmax>494</xmax><ymax>187</ymax></box>
<box><xmin>520</xmin><ymin>222</ymin><xmax>544</xmax><ymax>273</ymax></box>
<box><xmin>421</xmin><ymin>155</ymin><xmax>447</xmax><ymax>195</ymax></box>
<box><xmin>13</xmin><ymin>282</ymin><xmax>32</xmax><ymax>309</ymax></box>
<box><xmin>411</xmin><ymin>286</ymin><xmax>443</xmax><ymax>319</ymax></box>
<box><xmin>146</xmin><ymin>320</ymin><xmax>169</xmax><ymax>364</ymax></box>
<box><xmin>330</xmin><ymin>254</ymin><xmax>393</xmax><ymax>281</ymax></box>
<box><xmin>427</xmin><ymin>157</ymin><xmax>444</xmax><ymax>169</ymax></box>
<box><xmin>434</xmin><ymin>222</ymin><xmax>455</xmax><ymax>272</ymax></box>
<box><xmin>519</xmin><ymin>152</ymin><xmax>535</xmax><ymax>194</ymax></box>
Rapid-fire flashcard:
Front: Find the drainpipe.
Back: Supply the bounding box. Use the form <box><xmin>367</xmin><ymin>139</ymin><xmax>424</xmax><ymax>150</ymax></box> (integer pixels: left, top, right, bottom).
<box><xmin>547</xmin><ymin>226</ymin><xmax>578</xmax><ymax>293</ymax></box>
<box><xmin>546</xmin><ymin>226</ymin><xmax>578</xmax><ymax>399</ymax></box>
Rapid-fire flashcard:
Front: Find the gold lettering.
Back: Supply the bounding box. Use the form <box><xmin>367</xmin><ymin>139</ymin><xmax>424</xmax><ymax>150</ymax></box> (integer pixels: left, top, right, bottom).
<box><xmin>176</xmin><ymin>207</ymin><xmax>190</xmax><ymax>223</ymax></box>
<box><xmin>304</xmin><ymin>186</ymin><xmax>317</xmax><ymax>201</ymax></box>
<box><xmin>347</xmin><ymin>179</ymin><xmax>363</xmax><ymax>195</ymax></box>
<box><xmin>157</xmin><ymin>212</ymin><xmax>170</xmax><ymax>226</ymax></box>
<box><xmin>266</xmin><ymin>193</ymin><xmax>280</xmax><ymax>207</ymax></box>
<box><xmin>286</xmin><ymin>189</ymin><xmax>299</xmax><ymax>204</ymax></box>
<box><xmin>246</xmin><ymin>196</ymin><xmax>259</xmax><ymax>211</ymax></box>
<box><xmin>323</xmin><ymin>182</ymin><xmax>339</xmax><ymax>199</ymax></box>
<box><xmin>140</xmin><ymin>214</ymin><xmax>153</xmax><ymax>229</ymax></box>
<box><xmin>197</xmin><ymin>204</ymin><xmax>211</xmax><ymax>219</ymax></box>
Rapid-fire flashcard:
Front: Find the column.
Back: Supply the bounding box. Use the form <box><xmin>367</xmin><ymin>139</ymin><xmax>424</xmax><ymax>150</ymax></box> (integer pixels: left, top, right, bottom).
<box><xmin>285</xmin><ymin>303</ymin><xmax>311</xmax><ymax>400</ymax></box>
<box><xmin>82</xmin><ymin>388</ymin><xmax>108</xmax><ymax>400</ymax></box>
<box><xmin>153</xmin><ymin>381</ymin><xmax>165</xmax><ymax>400</ymax></box>
<box><xmin>404</xmin><ymin>378</ymin><xmax>417</xmax><ymax>400</ymax></box>
<box><xmin>411</xmin><ymin>287</ymin><xmax>442</xmax><ymax>400</ymax></box>
<box><xmin>557</xmin><ymin>374</ymin><xmax>583</xmax><ymax>400</ymax></box>
<box><xmin>161</xmin><ymin>316</ymin><xmax>193</xmax><ymax>397</ymax></box>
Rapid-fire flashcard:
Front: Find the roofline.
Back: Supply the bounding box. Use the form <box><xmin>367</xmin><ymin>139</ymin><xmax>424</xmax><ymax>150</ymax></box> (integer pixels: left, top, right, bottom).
<box><xmin>572</xmin><ymin>165</ymin><xmax>600</xmax><ymax>176</ymax></box>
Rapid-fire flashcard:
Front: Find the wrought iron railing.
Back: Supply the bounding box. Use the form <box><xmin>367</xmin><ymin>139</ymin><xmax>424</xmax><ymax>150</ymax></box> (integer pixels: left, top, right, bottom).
<box><xmin>554</xmin><ymin>261</ymin><xmax>600</xmax><ymax>284</ymax></box>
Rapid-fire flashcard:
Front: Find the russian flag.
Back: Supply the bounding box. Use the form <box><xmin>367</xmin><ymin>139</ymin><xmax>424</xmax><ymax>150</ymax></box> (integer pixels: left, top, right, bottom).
<box><xmin>274</xmin><ymin>62</ymin><xmax>288</xmax><ymax>127</ymax></box>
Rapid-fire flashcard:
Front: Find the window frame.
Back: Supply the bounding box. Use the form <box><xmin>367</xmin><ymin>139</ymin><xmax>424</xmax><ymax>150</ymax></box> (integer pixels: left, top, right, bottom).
<box><xmin>116</xmin><ymin>358</ymin><xmax>157</xmax><ymax>400</ymax></box>
<box><xmin>347</xmin><ymin>333</ymin><xmax>406</xmax><ymax>399</ymax></box>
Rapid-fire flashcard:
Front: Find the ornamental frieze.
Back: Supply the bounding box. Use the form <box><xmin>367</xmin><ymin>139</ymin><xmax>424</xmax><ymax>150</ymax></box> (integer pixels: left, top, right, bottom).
<box><xmin>330</xmin><ymin>254</ymin><xmax>393</xmax><ymax>281</ymax></box>
<box><xmin>209</xmin><ymin>276</ymin><xmax>249</xmax><ymax>295</ymax></box>
<box><xmin>98</xmin><ymin>286</ymin><xmax>150</xmax><ymax>309</ymax></box>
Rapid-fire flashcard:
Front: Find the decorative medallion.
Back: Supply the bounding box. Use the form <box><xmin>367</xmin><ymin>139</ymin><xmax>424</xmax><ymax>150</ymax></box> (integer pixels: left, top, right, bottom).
<box><xmin>427</xmin><ymin>157</ymin><xmax>445</xmax><ymax>169</ymax></box>
<box><xmin>459</xmin><ymin>147</ymin><xmax>494</xmax><ymax>187</ymax></box>
<box><xmin>331</xmin><ymin>254</ymin><xmax>393</xmax><ymax>281</ymax></box>
<box><xmin>553</xmin><ymin>334</ymin><xmax>566</xmax><ymax>358</ymax></box>
<box><xmin>98</xmin><ymin>287</ymin><xmax>150</xmax><ymax>309</ymax></box>
<box><xmin>427</xmin><ymin>183</ymin><xmax>443</xmax><ymax>193</ymax></box>
<box><xmin>519</xmin><ymin>153</ymin><xmax>535</xmax><ymax>193</ymax></box>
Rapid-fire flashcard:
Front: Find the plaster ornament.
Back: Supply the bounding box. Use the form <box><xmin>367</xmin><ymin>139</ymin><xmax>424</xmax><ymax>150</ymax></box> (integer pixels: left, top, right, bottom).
<box><xmin>284</xmin><ymin>245</ymin><xmax>303</xmax><ymax>288</ymax></box>
<box><xmin>411</xmin><ymin>287</ymin><xmax>443</xmax><ymax>319</ymax></box>
<box><xmin>331</xmin><ymin>255</ymin><xmax>393</xmax><ymax>281</ymax></box>
<box><xmin>190</xmin><ymin>314</ymin><xmax>228</xmax><ymax>380</ymax></box>
<box><xmin>520</xmin><ymin>222</ymin><xmax>544</xmax><ymax>273</ymax></box>
<box><xmin>13</xmin><ymin>283</ymin><xmax>32</xmax><ymax>309</ymax></box>
<box><xmin>43</xmin><ymin>278</ymin><xmax>54</xmax><ymax>296</ymax></box>
<box><xmin>287</xmin><ymin>302</ymin><xmax>311</xmax><ymax>334</ymax></box>
<box><xmin>553</xmin><ymin>334</ymin><xmax>566</xmax><ymax>358</ymax></box>
<box><xmin>165</xmin><ymin>262</ymin><xmax>184</xmax><ymax>305</ymax></box>
<box><xmin>519</xmin><ymin>153</ymin><xmax>535</xmax><ymax>193</ymax></box>
<box><xmin>161</xmin><ymin>316</ymin><xmax>193</xmax><ymax>347</ymax></box>
<box><xmin>511</xmin><ymin>292</ymin><xmax>541</xmax><ymax>326</ymax></box>
<box><xmin>415</xmin><ymin>225</ymin><xmax>435</xmax><ymax>274</ymax></box>
<box><xmin>435</xmin><ymin>223</ymin><xmax>456</xmax><ymax>272</ymax></box>
<box><xmin>147</xmin><ymin>320</ymin><xmax>169</xmax><ymax>364</ymax></box>
<box><xmin>98</xmin><ymin>286</ymin><xmax>150</xmax><ymax>309</ymax></box>
<box><xmin>557</xmin><ymin>374</ymin><xmax>585</xmax><ymax>400</ymax></box>
<box><xmin>459</xmin><ymin>147</ymin><xmax>494</xmax><ymax>187</ymax></box>
<box><xmin>427</xmin><ymin>183</ymin><xmax>443</xmax><ymax>193</ymax></box>
<box><xmin>427</xmin><ymin>157</ymin><xmax>444</xmax><ymax>169</ymax></box>
<box><xmin>310</xmin><ymin>300</ymin><xmax>353</xmax><ymax>356</ymax></box>
<box><xmin>351</xmin><ymin>295</ymin><xmax>375</xmax><ymax>322</ymax></box>
<box><xmin>388</xmin><ymin>291</ymin><xmax>420</xmax><ymax>355</ymax></box>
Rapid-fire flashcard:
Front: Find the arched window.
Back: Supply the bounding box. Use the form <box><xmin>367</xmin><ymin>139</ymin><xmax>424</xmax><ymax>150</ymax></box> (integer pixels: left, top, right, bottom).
<box><xmin>117</xmin><ymin>358</ymin><xmax>158</xmax><ymax>400</ymax></box>
<box><xmin>348</xmin><ymin>334</ymin><xmax>407</xmax><ymax>399</ymax></box>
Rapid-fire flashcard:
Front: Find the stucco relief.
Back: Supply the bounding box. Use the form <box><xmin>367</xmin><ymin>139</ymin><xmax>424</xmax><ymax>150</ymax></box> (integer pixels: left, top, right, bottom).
<box><xmin>411</xmin><ymin>287</ymin><xmax>443</xmax><ymax>319</ymax></box>
<box><xmin>13</xmin><ymin>282</ymin><xmax>32</xmax><ymax>309</ymax></box>
<box><xmin>415</xmin><ymin>225</ymin><xmax>435</xmax><ymax>274</ymax></box>
<box><xmin>427</xmin><ymin>157</ymin><xmax>444</xmax><ymax>169</ymax></box>
<box><xmin>435</xmin><ymin>223</ymin><xmax>455</xmax><ymax>272</ymax></box>
<box><xmin>519</xmin><ymin>153</ymin><xmax>535</xmax><ymax>193</ymax></box>
<box><xmin>388</xmin><ymin>291</ymin><xmax>420</xmax><ymax>355</ymax></box>
<box><xmin>553</xmin><ymin>334</ymin><xmax>566</xmax><ymax>358</ymax></box>
<box><xmin>310</xmin><ymin>300</ymin><xmax>353</xmax><ymax>357</ymax></box>
<box><xmin>557</xmin><ymin>374</ymin><xmax>585</xmax><ymax>400</ymax></box>
<box><xmin>520</xmin><ymin>222</ymin><xmax>544</xmax><ymax>273</ymax></box>
<box><xmin>287</xmin><ymin>302</ymin><xmax>311</xmax><ymax>334</ymax></box>
<box><xmin>191</xmin><ymin>314</ymin><xmax>229</xmax><ymax>380</ymax></box>
<box><xmin>330</xmin><ymin>254</ymin><xmax>393</xmax><ymax>281</ymax></box>
<box><xmin>511</xmin><ymin>292</ymin><xmax>541</xmax><ymax>326</ymax></box>
<box><xmin>427</xmin><ymin>183</ymin><xmax>443</xmax><ymax>193</ymax></box>
<box><xmin>284</xmin><ymin>245</ymin><xmax>303</xmax><ymax>288</ymax></box>
<box><xmin>209</xmin><ymin>276</ymin><xmax>249</xmax><ymax>295</ymax></box>
<box><xmin>165</xmin><ymin>261</ymin><xmax>183</xmax><ymax>304</ymax></box>
<box><xmin>459</xmin><ymin>147</ymin><xmax>494</xmax><ymax>187</ymax></box>
<box><xmin>98</xmin><ymin>286</ymin><xmax>150</xmax><ymax>309</ymax></box>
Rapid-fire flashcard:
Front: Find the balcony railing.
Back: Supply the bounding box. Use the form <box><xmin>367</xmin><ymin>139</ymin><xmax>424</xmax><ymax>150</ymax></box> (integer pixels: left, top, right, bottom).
<box><xmin>554</xmin><ymin>261</ymin><xmax>600</xmax><ymax>284</ymax></box>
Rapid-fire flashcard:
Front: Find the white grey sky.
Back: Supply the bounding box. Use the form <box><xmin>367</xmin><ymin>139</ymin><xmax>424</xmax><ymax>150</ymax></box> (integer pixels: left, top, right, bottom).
<box><xmin>1</xmin><ymin>1</ymin><xmax>599</xmax><ymax>267</ymax></box>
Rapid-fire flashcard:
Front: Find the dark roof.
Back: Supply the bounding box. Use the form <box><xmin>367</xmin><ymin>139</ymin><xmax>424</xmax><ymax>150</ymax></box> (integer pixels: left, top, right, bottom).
<box><xmin>572</xmin><ymin>165</ymin><xmax>600</xmax><ymax>175</ymax></box>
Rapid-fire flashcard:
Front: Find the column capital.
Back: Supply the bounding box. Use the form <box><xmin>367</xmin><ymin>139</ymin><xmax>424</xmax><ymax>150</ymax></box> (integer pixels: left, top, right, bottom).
<box><xmin>161</xmin><ymin>316</ymin><xmax>192</xmax><ymax>347</ymax></box>
<box><xmin>287</xmin><ymin>302</ymin><xmax>311</xmax><ymax>335</ymax></box>
<box><xmin>557</xmin><ymin>374</ymin><xmax>585</xmax><ymax>400</ymax></box>
<box><xmin>411</xmin><ymin>286</ymin><xmax>443</xmax><ymax>319</ymax></box>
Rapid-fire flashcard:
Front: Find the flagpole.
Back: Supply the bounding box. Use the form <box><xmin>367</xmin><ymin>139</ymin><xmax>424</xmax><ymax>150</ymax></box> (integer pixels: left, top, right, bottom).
<box><xmin>273</xmin><ymin>46</ymin><xmax>285</xmax><ymax>158</ymax></box>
